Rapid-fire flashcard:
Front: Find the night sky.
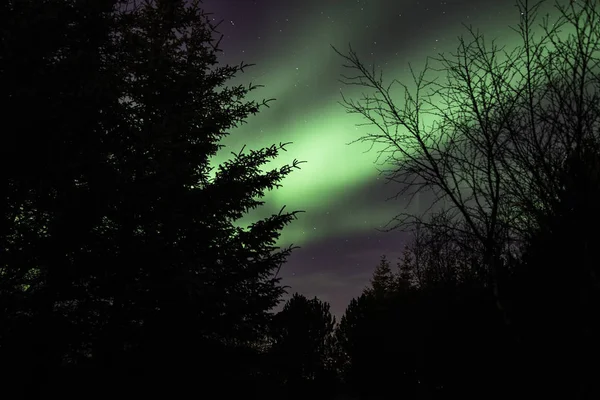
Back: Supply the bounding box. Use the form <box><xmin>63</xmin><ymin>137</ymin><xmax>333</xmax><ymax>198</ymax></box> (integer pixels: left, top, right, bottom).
<box><xmin>198</xmin><ymin>0</ymin><xmax>566</xmax><ymax>317</ymax></box>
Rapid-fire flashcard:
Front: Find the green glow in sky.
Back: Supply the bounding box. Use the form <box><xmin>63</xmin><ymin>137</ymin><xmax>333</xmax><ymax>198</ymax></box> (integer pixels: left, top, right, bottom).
<box><xmin>208</xmin><ymin>0</ymin><xmax>573</xmax><ymax>249</ymax></box>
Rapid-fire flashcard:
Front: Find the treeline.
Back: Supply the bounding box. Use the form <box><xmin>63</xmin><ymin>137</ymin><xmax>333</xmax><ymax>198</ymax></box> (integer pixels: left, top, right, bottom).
<box><xmin>261</xmin><ymin>160</ymin><xmax>600</xmax><ymax>398</ymax></box>
<box><xmin>271</xmin><ymin>187</ymin><xmax>600</xmax><ymax>398</ymax></box>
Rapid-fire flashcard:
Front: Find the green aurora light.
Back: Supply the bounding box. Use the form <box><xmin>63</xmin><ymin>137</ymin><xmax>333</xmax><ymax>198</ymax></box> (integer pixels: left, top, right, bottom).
<box><xmin>206</xmin><ymin>0</ymin><xmax>573</xmax><ymax>249</ymax></box>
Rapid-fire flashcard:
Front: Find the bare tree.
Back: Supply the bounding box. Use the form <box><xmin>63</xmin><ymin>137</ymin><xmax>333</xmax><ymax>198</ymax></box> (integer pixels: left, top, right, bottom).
<box><xmin>333</xmin><ymin>0</ymin><xmax>600</xmax><ymax>332</ymax></box>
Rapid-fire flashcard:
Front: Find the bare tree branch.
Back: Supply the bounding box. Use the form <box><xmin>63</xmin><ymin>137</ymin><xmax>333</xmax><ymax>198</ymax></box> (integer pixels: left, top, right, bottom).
<box><xmin>334</xmin><ymin>0</ymin><xmax>600</xmax><ymax>336</ymax></box>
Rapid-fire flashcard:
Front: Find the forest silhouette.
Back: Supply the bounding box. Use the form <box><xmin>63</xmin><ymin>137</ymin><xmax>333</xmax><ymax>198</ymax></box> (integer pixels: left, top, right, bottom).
<box><xmin>1</xmin><ymin>0</ymin><xmax>599</xmax><ymax>399</ymax></box>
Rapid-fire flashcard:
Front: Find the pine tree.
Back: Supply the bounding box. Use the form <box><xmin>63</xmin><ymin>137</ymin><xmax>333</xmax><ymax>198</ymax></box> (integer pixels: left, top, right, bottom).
<box><xmin>396</xmin><ymin>251</ymin><xmax>414</xmax><ymax>291</ymax></box>
<box><xmin>335</xmin><ymin>294</ymin><xmax>375</xmax><ymax>388</ymax></box>
<box><xmin>270</xmin><ymin>293</ymin><xmax>337</xmax><ymax>397</ymax></box>
<box><xmin>367</xmin><ymin>254</ymin><xmax>395</xmax><ymax>296</ymax></box>
<box><xmin>1</xmin><ymin>0</ymin><xmax>303</xmax><ymax>395</ymax></box>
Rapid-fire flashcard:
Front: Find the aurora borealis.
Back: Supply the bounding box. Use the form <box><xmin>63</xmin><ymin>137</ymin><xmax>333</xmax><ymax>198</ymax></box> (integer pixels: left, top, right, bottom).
<box><xmin>199</xmin><ymin>0</ymin><xmax>569</xmax><ymax>317</ymax></box>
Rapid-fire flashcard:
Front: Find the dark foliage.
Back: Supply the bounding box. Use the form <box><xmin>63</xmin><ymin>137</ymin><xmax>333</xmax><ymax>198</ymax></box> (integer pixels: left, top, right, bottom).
<box><xmin>1</xmin><ymin>0</ymin><xmax>303</xmax><ymax>396</ymax></box>
<box><xmin>268</xmin><ymin>293</ymin><xmax>338</xmax><ymax>398</ymax></box>
<box><xmin>330</xmin><ymin>136</ymin><xmax>600</xmax><ymax>399</ymax></box>
<box><xmin>508</xmin><ymin>138</ymin><xmax>600</xmax><ymax>398</ymax></box>
<box><xmin>335</xmin><ymin>248</ymin><xmax>516</xmax><ymax>400</ymax></box>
